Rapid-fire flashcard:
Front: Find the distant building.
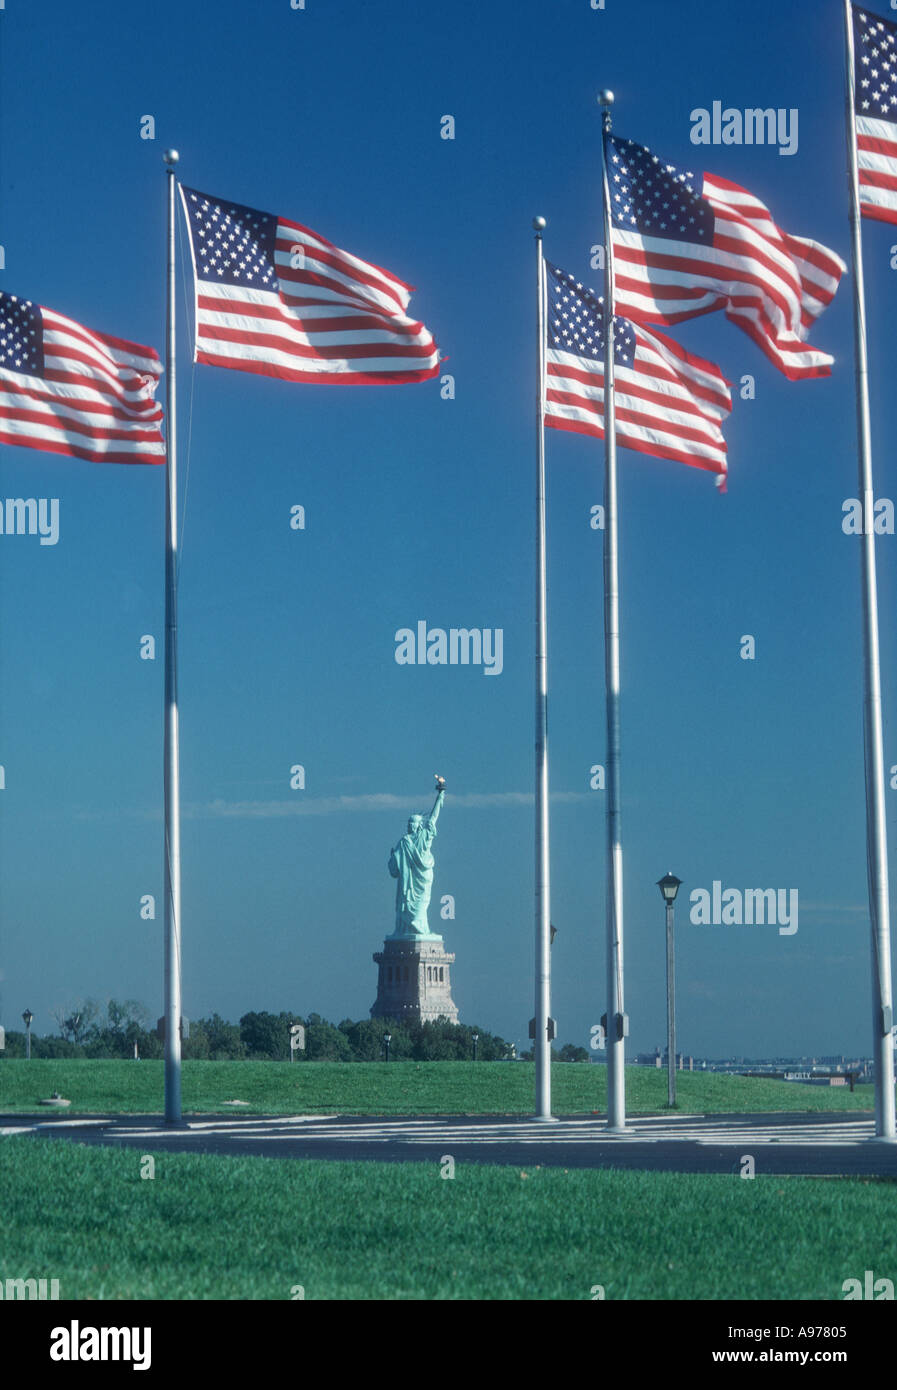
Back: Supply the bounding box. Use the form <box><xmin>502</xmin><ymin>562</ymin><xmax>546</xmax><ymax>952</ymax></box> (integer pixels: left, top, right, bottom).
<box><xmin>635</xmin><ymin>1048</ymin><xmax>693</xmax><ymax>1071</ymax></box>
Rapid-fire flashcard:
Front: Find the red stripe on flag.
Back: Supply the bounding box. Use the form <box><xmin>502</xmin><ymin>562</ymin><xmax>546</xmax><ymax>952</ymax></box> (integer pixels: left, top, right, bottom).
<box><xmin>195</xmin><ymin>348</ymin><xmax>439</xmax><ymax>385</ymax></box>
<box><xmin>859</xmin><ymin>167</ymin><xmax>897</xmax><ymax>194</ymax></box>
<box><xmin>196</xmin><ymin>321</ymin><xmax>436</xmax><ymax>362</ymax></box>
<box><xmin>859</xmin><ymin>199</ymin><xmax>897</xmax><ymax>225</ymax></box>
<box><xmin>0</xmin><ymin>428</ymin><xmax>163</xmax><ymax>465</ymax></box>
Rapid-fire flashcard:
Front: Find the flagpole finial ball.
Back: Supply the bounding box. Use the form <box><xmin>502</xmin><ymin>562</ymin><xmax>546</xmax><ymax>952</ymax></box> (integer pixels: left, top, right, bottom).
<box><xmin>164</xmin><ymin>149</ymin><xmax>180</xmax><ymax>166</ymax></box>
<box><xmin>533</xmin><ymin>216</ymin><xmax>547</xmax><ymax>231</ymax></box>
<box><xmin>598</xmin><ymin>90</ymin><xmax>614</xmax><ymax>107</ymax></box>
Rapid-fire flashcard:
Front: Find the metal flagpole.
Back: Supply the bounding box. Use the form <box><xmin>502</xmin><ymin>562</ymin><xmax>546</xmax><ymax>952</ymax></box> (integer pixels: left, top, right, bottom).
<box><xmin>599</xmin><ymin>91</ymin><xmax>629</xmax><ymax>1133</ymax></box>
<box><xmin>842</xmin><ymin>2</ymin><xmax>896</xmax><ymax>1141</ymax></box>
<box><xmin>533</xmin><ymin>215</ymin><xmax>554</xmax><ymax>1120</ymax></box>
<box><xmin>163</xmin><ymin>148</ymin><xmax>183</xmax><ymax>1127</ymax></box>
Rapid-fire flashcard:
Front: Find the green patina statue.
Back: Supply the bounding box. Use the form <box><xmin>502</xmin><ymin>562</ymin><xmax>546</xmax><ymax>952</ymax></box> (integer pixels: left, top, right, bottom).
<box><xmin>388</xmin><ymin>775</ymin><xmax>446</xmax><ymax>939</ymax></box>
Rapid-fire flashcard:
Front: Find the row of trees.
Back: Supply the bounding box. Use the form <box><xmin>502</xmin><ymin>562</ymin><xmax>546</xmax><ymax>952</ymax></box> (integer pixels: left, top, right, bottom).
<box><xmin>2</xmin><ymin>999</ymin><xmax>159</xmax><ymax>1059</ymax></box>
<box><xmin>1</xmin><ymin>999</ymin><xmax>591</xmax><ymax>1062</ymax></box>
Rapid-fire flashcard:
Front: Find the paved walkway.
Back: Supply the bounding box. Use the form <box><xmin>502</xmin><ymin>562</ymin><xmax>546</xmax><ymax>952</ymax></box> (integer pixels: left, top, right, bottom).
<box><xmin>4</xmin><ymin>1110</ymin><xmax>896</xmax><ymax>1175</ymax></box>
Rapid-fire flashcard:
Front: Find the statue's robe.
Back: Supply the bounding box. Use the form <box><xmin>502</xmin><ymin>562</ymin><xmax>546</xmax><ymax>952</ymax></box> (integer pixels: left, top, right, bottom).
<box><xmin>389</xmin><ymin>819</ymin><xmax>438</xmax><ymax>936</ymax></box>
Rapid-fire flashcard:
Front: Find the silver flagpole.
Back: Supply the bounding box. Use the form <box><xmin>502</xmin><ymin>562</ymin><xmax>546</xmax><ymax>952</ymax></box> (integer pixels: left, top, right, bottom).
<box><xmin>163</xmin><ymin>149</ymin><xmax>183</xmax><ymax>1127</ymax></box>
<box><xmin>599</xmin><ymin>91</ymin><xmax>629</xmax><ymax>1133</ymax></box>
<box><xmin>842</xmin><ymin>2</ymin><xmax>896</xmax><ymax>1141</ymax></box>
<box><xmin>533</xmin><ymin>215</ymin><xmax>554</xmax><ymax>1121</ymax></box>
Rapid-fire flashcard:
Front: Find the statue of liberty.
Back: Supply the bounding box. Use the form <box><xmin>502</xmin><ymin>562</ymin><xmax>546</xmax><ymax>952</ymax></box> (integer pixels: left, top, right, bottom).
<box><xmin>388</xmin><ymin>775</ymin><xmax>446</xmax><ymax>939</ymax></box>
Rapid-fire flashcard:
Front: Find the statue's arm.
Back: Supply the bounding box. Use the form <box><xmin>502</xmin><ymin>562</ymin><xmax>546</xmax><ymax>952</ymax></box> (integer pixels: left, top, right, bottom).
<box><xmin>428</xmin><ymin>787</ymin><xmax>445</xmax><ymax>827</ymax></box>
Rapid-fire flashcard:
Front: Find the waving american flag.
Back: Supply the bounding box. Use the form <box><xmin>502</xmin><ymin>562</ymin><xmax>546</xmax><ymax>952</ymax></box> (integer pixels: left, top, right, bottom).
<box><xmin>851</xmin><ymin>4</ymin><xmax>897</xmax><ymax>225</ymax></box>
<box><xmin>604</xmin><ymin>133</ymin><xmax>845</xmax><ymax>381</ymax></box>
<box><xmin>544</xmin><ymin>263</ymin><xmax>731</xmax><ymax>486</ymax></box>
<box><xmin>179</xmin><ymin>186</ymin><xmax>439</xmax><ymax>386</ymax></box>
<box><xmin>0</xmin><ymin>292</ymin><xmax>164</xmax><ymax>465</ymax></box>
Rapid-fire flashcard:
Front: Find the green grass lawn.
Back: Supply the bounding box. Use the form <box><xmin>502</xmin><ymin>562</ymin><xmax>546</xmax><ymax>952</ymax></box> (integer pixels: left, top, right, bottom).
<box><xmin>0</xmin><ymin>1135</ymin><xmax>891</xmax><ymax>1299</ymax></box>
<box><xmin>0</xmin><ymin>1059</ymin><xmax>874</xmax><ymax>1115</ymax></box>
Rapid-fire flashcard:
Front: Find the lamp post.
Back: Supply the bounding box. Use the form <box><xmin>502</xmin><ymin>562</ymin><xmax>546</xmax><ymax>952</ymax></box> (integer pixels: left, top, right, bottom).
<box><xmin>657</xmin><ymin>873</ymin><xmax>682</xmax><ymax>1107</ymax></box>
<box><xmin>472</xmin><ymin>1032</ymin><xmax>479</xmax><ymax>1062</ymax></box>
<box><xmin>383</xmin><ymin>1032</ymin><xmax>392</xmax><ymax>1063</ymax></box>
<box><xmin>22</xmin><ymin>1009</ymin><xmax>33</xmax><ymax>1060</ymax></box>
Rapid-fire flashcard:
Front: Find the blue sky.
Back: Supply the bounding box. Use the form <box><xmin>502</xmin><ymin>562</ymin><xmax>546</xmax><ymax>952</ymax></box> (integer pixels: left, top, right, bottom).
<box><xmin>1</xmin><ymin>0</ymin><xmax>896</xmax><ymax>1061</ymax></box>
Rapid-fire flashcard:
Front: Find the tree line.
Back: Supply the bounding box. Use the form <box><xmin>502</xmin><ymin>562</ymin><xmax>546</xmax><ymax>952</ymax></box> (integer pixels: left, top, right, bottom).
<box><xmin>1</xmin><ymin>998</ymin><xmax>589</xmax><ymax>1062</ymax></box>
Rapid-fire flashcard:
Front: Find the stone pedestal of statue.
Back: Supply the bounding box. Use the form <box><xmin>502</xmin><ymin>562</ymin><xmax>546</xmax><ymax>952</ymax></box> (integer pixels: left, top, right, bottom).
<box><xmin>371</xmin><ymin>935</ymin><xmax>459</xmax><ymax>1025</ymax></box>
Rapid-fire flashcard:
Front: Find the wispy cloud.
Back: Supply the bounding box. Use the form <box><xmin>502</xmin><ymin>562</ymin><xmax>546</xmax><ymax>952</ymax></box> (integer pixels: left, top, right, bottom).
<box><xmin>72</xmin><ymin>790</ymin><xmax>590</xmax><ymax>823</ymax></box>
<box><xmin>192</xmin><ymin>790</ymin><xmax>588</xmax><ymax>819</ymax></box>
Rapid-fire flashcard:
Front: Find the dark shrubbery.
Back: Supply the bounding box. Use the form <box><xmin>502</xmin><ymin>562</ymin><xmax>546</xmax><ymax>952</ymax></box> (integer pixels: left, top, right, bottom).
<box><xmin>3</xmin><ymin>1000</ymin><xmax>580</xmax><ymax>1062</ymax></box>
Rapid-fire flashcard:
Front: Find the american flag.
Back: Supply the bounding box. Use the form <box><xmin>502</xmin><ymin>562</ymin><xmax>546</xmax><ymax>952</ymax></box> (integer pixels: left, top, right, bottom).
<box><xmin>605</xmin><ymin>132</ymin><xmax>845</xmax><ymax>380</ymax></box>
<box><xmin>179</xmin><ymin>186</ymin><xmax>439</xmax><ymax>385</ymax></box>
<box><xmin>0</xmin><ymin>292</ymin><xmax>164</xmax><ymax>465</ymax></box>
<box><xmin>851</xmin><ymin>4</ymin><xmax>897</xmax><ymax>224</ymax></box>
<box><xmin>544</xmin><ymin>263</ymin><xmax>731</xmax><ymax>485</ymax></box>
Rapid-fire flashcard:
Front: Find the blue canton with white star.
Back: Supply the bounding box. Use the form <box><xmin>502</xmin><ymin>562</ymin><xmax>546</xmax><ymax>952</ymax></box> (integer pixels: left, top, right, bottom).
<box><xmin>0</xmin><ymin>293</ymin><xmax>44</xmax><ymax>375</ymax></box>
<box><xmin>604</xmin><ymin>134</ymin><xmax>713</xmax><ymax>243</ymax></box>
<box><xmin>183</xmin><ymin>187</ymin><xmax>278</xmax><ymax>291</ymax></box>
<box><xmin>546</xmin><ymin>263</ymin><xmax>635</xmax><ymax>369</ymax></box>
<box><xmin>853</xmin><ymin>6</ymin><xmax>897</xmax><ymax>120</ymax></box>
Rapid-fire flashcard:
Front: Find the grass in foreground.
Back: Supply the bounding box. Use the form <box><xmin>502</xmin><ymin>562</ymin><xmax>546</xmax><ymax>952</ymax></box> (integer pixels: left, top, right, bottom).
<box><xmin>1</xmin><ymin>1135</ymin><xmax>892</xmax><ymax>1299</ymax></box>
<box><xmin>0</xmin><ymin>1060</ymin><xmax>874</xmax><ymax>1116</ymax></box>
